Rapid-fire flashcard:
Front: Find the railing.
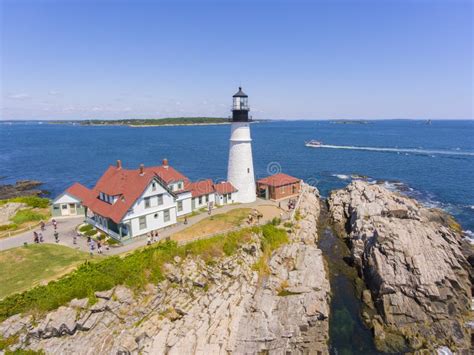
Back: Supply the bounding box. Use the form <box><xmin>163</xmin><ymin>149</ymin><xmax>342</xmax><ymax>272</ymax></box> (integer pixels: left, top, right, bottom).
<box><xmin>85</xmin><ymin>217</ymin><xmax>122</xmax><ymax>241</ymax></box>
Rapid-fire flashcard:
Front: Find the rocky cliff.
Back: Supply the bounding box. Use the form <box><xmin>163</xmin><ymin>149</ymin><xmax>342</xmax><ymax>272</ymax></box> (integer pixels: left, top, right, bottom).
<box><xmin>328</xmin><ymin>181</ymin><xmax>472</xmax><ymax>353</ymax></box>
<box><xmin>0</xmin><ymin>185</ymin><xmax>330</xmax><ymax>354</ymax></box>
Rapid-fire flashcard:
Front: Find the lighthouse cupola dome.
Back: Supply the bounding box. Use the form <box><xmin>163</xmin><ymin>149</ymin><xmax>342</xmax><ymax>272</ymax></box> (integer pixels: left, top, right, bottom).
<box><xmin>232</xmin><ymin>86</ymin><xmax>250</xmax><ymax>121</ymax></box>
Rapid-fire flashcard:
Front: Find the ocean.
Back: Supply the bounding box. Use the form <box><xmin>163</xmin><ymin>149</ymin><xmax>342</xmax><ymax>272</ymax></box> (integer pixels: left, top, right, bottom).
<box><xmin>1</xmin><ymin>119</ymin><xmax>473</xmax><ymax>236</ymax></box>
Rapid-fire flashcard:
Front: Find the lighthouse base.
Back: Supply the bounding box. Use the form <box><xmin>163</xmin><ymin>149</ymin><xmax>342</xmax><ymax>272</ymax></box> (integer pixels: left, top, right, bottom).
<box><xmin>227</xmin><ymin>122</ymin><xmax>256</xmax><ymax>203</ymax></box>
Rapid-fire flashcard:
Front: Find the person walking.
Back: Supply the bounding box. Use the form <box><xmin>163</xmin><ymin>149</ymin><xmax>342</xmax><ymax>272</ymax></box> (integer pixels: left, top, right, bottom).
<box><xmin>40</xmin><ymin>221</ymin><xmax>45</xmax><ymax>231</ymax></box>
<box><xmin>89</xmin><ymin>240</ymin><xmax>94</xmax><ymax>256</ymax></box>
<box><xmin>184</xmin><ymin>216</ymin><xmax>188</xmax><ymax>225</ymax></box>
<box><xmin>97</xmin><ymin>241</ymin><xmax>102</xmax><ymax>254</ymax></box>
<box><xmin>38</xmin><ymin>231</ymin><xmax>44</xmax><ymax>243</ymax></box>
<box><xmin>52</xmin><ymin>219</ymin><xmax>58</xmax><ymax>230</ymax></box>
<box><xmin>54</xmin><ymin>231</ymin><xmax>59</xmax><ymax>243</ymax></box>
<box><xmin>33</xmin><ymin>231</ymin><xmax>39</xmax><ymax>244</ymax></box>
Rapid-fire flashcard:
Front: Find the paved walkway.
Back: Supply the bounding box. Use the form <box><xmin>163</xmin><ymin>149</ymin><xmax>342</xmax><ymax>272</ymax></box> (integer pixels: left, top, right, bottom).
<box><xmin>0</xmin><ymin>198</ymin><xmax>294</xmax><ymax>256</ymax></box>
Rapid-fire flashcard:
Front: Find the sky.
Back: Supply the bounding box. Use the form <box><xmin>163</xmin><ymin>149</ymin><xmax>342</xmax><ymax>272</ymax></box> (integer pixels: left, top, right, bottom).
<box><xmin>1</xmin><ymin>0</ymin><xmax>472</xmax><ymax>120</ymax></box>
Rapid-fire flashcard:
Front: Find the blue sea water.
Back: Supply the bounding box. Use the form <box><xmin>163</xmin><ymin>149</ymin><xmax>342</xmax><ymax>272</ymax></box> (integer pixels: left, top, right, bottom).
<box><xmin>1</xmin><ymin>120</ymin><xmax>473</xmax><ymax>234</ymax></box>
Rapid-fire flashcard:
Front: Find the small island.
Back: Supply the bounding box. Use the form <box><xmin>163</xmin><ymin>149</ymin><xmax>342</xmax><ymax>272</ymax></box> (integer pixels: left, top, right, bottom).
<box><xmin>52</xmin><ymin>117</ymin><xmax>231</xmax><ymax>127</ymax></box>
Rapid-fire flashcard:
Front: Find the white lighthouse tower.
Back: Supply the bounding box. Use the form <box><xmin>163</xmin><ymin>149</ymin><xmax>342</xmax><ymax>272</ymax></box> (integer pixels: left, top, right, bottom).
<box><xmin>227</xmin><ymin>87</ymin><xmax>256</xmax><ymax>203</ymax></box>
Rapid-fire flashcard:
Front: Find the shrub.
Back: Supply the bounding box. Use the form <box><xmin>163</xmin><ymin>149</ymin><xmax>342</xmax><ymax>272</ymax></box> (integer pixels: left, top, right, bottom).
<box><xmin>0</xmin><ymin>224</ymin><xmax>18</xmax><ymax>231</ymax></box>
<box><xmin>270</xmin><ymin>217</ymin><xmax>281</xmax><ymax>226</ymax></box>
<box><xmin>11</xmin><ymin>210</ymin><xmax>47</xmax><ymax>225</ymax></box>
<box><xmin>253</xmin><ymin>224</ymin><xmax>289</xmax><ymax>275</ymax></box>
<box><xmin>283</xmin><ymin>222</ymin><xmax>293</xmax><ymax>228</ymax></box>
<box><xmin>84</xmin><ymin>229</ymin><xmax>98</xmax><ymax>237</ymax></box>
<box><xmin>79</xmin><ymin>224</ymin><xmax>94</xmax><ymax>233</ymax></box>
<box><xmin>8</xmin><ymin>197</ymin><xmax>50</xmax><ymax>209</ymax></box>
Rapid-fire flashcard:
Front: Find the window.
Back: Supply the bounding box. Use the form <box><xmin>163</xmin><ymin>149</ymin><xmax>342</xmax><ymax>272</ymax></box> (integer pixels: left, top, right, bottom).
<box><xmin>144</xmin><ymin>197</ymin><xmax>151</xmax><ymax>208</ymax></box>
<box><xmin>164</xmin><ymin>209</ymin><xmax>170</xmax><ymax>222</ymax></box>
<box><xmin>205</xmin><ymin>195</ymin><xmax>208</xmax><ymax>203</ymax></box>
<box><xmin>61</xmin><ymin>204</ymin><xmax>68</xmax><ymax>210</ymax></box>
<box><xmin>198</xmin><ymin>196</ymin><xmax>202</xmax><ymax>204</ymax></box>
<box><xmin>178</xmin><ymin>182</ymin><xmax>183</xmax><ymax>190</ymax></box>
<box><xmin>177</xmin><ymin>200</ymin><xmax>183</xmax><ymax>212</ymax></box>
<box><xmin>152</xmin><ymin>182</ymin><xmax>156</xmax><ymax>191</ymax></box>
<box><xmin>99</xmin><ymin>192</ymin><xmax>104</xmax><ymax>200</ymax></box>
<box><xmin>247</xmin><ymin>168</ymin><xmax>250</xmax><ymax>173</ymax></box>
<box><xmin>139</xmin><ymin>216</ymin><xmax>147</xmax><ymax>230</ymax></box>
<box><xmin>157</xmin><ymin>194</ymin><xmax>163</xmax><ymax>205</ymax></box>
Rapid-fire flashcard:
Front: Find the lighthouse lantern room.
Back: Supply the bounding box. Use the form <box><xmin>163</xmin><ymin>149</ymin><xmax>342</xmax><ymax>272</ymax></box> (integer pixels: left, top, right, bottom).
<box><xmin>227</xmin><ymin>87</ymin><xmax>256</xmax><ymax>203</ymax></box>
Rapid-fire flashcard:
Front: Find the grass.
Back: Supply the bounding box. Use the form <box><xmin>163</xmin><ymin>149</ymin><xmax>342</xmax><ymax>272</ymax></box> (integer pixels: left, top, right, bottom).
<box><xmin>0</xmin><ymin>225</ymin><xmax>273</xmax><ymax>322</ymax></box>
<box><xmin>172</xmin><ymin>208</ymin><xmax>251</xmax><ymax>242</ymax></box>
<box><xmin>252</xmin><ymin>224</ymin><xmax>289</xmax><ymax>276</ymax></box>
<box><xmin>0</xmin><ymin>196</ymin><xmax>50</xmax><ymax>209</ymax></box>
<box><xmin>0</xmin><ymin>244</ymin><xmax>90</xmax><ymax>300</ymax></box>
<box><xmin>10</xmin><ymin>209</ymin><xmax>48</xmax><ymax>225</ymax></box>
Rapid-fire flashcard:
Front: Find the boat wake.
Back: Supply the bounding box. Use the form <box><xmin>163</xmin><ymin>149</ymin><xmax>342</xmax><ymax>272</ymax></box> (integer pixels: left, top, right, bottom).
<box><xmin>317</xmin><ymin>144</ymin><xmax>474</xmax><ymax>157</ymax></box>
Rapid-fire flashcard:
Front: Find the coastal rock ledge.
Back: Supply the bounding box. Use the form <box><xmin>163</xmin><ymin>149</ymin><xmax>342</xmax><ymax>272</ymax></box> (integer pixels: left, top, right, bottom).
<box><xmin>0</xmin><ymin>184</ymin><xmax>330</xmax><ymax>354</ymax></box>
<box><xmin>328</xmin><ymin>180</ymin><xmax>472</xmax><ymax>353</ymax></box>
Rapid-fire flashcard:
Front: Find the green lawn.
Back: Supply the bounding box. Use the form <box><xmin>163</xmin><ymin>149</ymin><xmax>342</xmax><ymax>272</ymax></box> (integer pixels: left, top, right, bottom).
<box><xmin>0</xmin><ymin>244</ymin><xmax>90</xmax><ymax>299</ymax></box>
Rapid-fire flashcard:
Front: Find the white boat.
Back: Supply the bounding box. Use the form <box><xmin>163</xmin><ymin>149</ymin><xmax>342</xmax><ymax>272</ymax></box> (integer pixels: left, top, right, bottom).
<box><xmin>305</xmin><ymin>140</ymin><xmax>322</xmax><ymax>148</ymax></box>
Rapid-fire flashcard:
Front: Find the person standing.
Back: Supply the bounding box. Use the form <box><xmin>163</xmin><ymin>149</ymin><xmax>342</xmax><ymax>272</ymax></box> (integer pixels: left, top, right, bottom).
<box><xmin>89</xmin><ymin>240</ymin><xmax>94</xmax><ymax>256</ymax></box>
<box><xmin>40</xmin><ymin>221</ymin><xmax>45</xmax><ymax>231</ymax></box>
<box><xmin>184</xmin><ymin>216</ymin><xmax>188</xmax><ymax>225</ymax></box>
<box><xmin>38</xmin><ymin>231</ymin><xmax>44</xmax><ymax>243</ymax></box>
<box><xmin>52</xmin><ymin>219</ymin><xmax>57</xmax><ymax>230</ymax></box>
<box><xmin>147</xmin><ymin>234</ymin><xmax>152</xmax><ymax>246</ymax></box>
<box><xmin>97</xmin><ymin>241</ymin><xmax>102</xmax><ymax>254</ymax></box>
<box><xmin>54</xmin><ymin>231</ymin><xmax>59</xmax><ymax>243</ymax></box>
<box><xmin>33</xmin><ymin>231</ymin><xmax>39</xmax><ymax>244</ymax></box>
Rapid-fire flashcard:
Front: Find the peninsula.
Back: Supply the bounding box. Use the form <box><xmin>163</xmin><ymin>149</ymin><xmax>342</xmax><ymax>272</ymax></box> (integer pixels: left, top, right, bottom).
<box><xmin>52</xmin><ymin>117</ymin><xmax>230</xmax><ymax>127</ymax></box>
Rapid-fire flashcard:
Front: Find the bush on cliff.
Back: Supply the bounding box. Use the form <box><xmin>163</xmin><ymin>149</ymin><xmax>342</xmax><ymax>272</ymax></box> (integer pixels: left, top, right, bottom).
<box><xmin>0</xmin><ymin>196</ymin><xmax>49</xmax><ymax>209</ymax></box>
<box><xmin>0</xmin><ymin>225</ymin><xmax>281</xmax><ymax>322</ymax></box>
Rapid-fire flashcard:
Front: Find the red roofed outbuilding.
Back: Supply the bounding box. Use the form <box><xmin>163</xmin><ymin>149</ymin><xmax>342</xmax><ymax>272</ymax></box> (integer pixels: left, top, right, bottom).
<box><xmin>257</xmin><ymin>173</ymin><xmax>301</xmax><ymax>201</ymax></box>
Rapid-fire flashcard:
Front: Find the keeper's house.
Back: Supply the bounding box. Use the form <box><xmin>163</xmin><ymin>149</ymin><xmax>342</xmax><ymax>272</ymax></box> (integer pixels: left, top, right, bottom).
<box><xmin>51</xmin><ymin>159</ymin><xmax>237</xmax><ymax>241</ymax></box>
<box><xmin>257</xmin><ymin>173</ymin><xmax>301</xmax><ymax>201</ymax></box>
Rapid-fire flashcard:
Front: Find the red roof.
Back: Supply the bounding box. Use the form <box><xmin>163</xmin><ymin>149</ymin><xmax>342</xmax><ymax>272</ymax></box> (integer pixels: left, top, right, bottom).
<box><xmin>257</xmin><ymin>173</ymin><xmax>300</xmax><ymax>187</ymax></box>
<box><xmin>64</xmin><ymin>163</ymin><xmax>188</xmax><ymax>224</ymax></box>
<box><xmin>214</xmin><ymin>181</ymin><xmax>237</xmax><ymax>195</ymax></box>
<box><xmin>65</xmin><ymin>183</ymin><xmax>95</xmax><ymax>204</ymax></box>
<box><xmin>189</xmin><ymin>179</ymin><xmax>215</xmax><ymax>198</ymax></box>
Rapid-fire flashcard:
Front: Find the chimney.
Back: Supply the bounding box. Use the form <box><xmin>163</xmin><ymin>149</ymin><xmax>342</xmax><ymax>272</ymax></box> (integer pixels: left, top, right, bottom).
<box><xmin>162</xmin><ymin>158</ymin><xmax>169</xmax><ymax>169</ymax></box>
<box><xmin>116</xmin><ymin>160</ymin><xmax>122</xmax><ymax>169</ymax></box>
<box><xmin>139</xmin><ymin>164</ymin><xmax>144</xmax><ymax>176</ymax></box>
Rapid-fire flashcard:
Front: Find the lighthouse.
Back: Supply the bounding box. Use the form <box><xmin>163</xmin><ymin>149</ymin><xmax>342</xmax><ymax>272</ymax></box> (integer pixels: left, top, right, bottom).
<box><xmin>227</xmin><ymin>87</ymin><xmax>256</xmax><ymax>203</ymax></box>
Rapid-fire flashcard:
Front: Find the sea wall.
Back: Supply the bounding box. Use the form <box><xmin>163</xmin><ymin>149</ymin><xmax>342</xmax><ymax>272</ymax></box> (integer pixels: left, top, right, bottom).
<box><xmin>328</xmin><ymin>180</ymin><xmax>472</xmax><ymax>353</ymax></box>
<box><xmin>0</xmin><ymin>184</ymin><xmax>330</xmax><ymax>354</ymax></box>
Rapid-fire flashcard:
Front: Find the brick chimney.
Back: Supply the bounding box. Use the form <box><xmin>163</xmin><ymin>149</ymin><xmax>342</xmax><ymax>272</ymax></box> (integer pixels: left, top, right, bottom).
<box><xmin>162</xmin><ymin>158</ymin><xmax>169</xmax><ymax>169</ymax></box>
<box><xmin>116</xmin><ymin>160</ymin><xmax>122</xmax><ymax>169</ymax></box>
<box><xmin>139</xmin><ymin>164</ymin><xmax>144</xmax><ymax>175</ymax></box>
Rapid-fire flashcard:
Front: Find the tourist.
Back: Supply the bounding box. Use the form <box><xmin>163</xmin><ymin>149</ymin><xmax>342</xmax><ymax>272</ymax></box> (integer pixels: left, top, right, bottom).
<box><xmin>38</xmin><ymin>231</ymin><xmax>44</xmax><ymax>243</ymax></box>
<box><xmin>54</xmin><ymin>231</ymin><xmax>59</xmax><ymax>243</ymax></box>
<box><xmin>33</xmin><ymin>231</ymin><xmax>39</xmax><ymax>244</ymax></box>
<box><xmin>97</xmin><ymin>241</ymin><xmax>102</xmax><ymax>254</ymax></box>
<box><xmin>40</xmin><ymin>221</ymin><xmax>45</xmax><ymax>231</ymax></box>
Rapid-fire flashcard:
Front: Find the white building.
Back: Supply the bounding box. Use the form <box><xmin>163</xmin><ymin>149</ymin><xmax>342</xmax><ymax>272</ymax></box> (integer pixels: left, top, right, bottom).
<box><xmin>227</xmin><ymin>87</ymin><xmax>256</xmax><ymax>203</ymax></box>
<box><xmin>54</xmin><ymin>159</ymin><xmax>237</xmax><ymax>241</ymax></box>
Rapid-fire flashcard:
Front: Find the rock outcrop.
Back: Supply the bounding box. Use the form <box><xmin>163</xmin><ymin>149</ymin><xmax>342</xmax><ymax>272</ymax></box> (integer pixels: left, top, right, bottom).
<box><xmin>328</xmin><ymin>180</ymin><xmax>472</xmax><ymax>353</ymax></box>
<box><xmin>0</xmin><ymin>184</ymin><xmax>330</xmax><ymax>354</ymax></box>
<box><xmin>0</xmin><ymin>180</ymin><xmax>47</xmax><ymax>199</ymax></box>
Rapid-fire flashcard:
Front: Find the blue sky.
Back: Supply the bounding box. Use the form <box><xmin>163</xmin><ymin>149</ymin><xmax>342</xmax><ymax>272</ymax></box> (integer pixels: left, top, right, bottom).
<box><xmin>1</xmin><ymin>0</ymin><xmax>472</xmax><ymax>120</ymax></box>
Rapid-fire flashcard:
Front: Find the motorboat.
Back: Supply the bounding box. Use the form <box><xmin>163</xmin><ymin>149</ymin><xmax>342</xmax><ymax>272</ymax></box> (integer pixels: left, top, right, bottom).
<box><xmin>305</xmin><ymin>140</ymin><xmax>322</xmax><ymax>147</ymax></box>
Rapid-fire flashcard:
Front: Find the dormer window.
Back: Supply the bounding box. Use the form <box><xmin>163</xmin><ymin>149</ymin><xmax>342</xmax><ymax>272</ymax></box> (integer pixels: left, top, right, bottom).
<box><xmin>99</xmin><ymin>192</ymin><xmax>104</xmax><ymax>200</ymax></box>
<box><xmin>152</xmin><ymin>182</ymin><xmax>156</xmax><ymax>191</ymax></box>
<box><xmin>178</xmin><ymin>182</ymin><xmax>183</xmax><ymax>190</ymax></box>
